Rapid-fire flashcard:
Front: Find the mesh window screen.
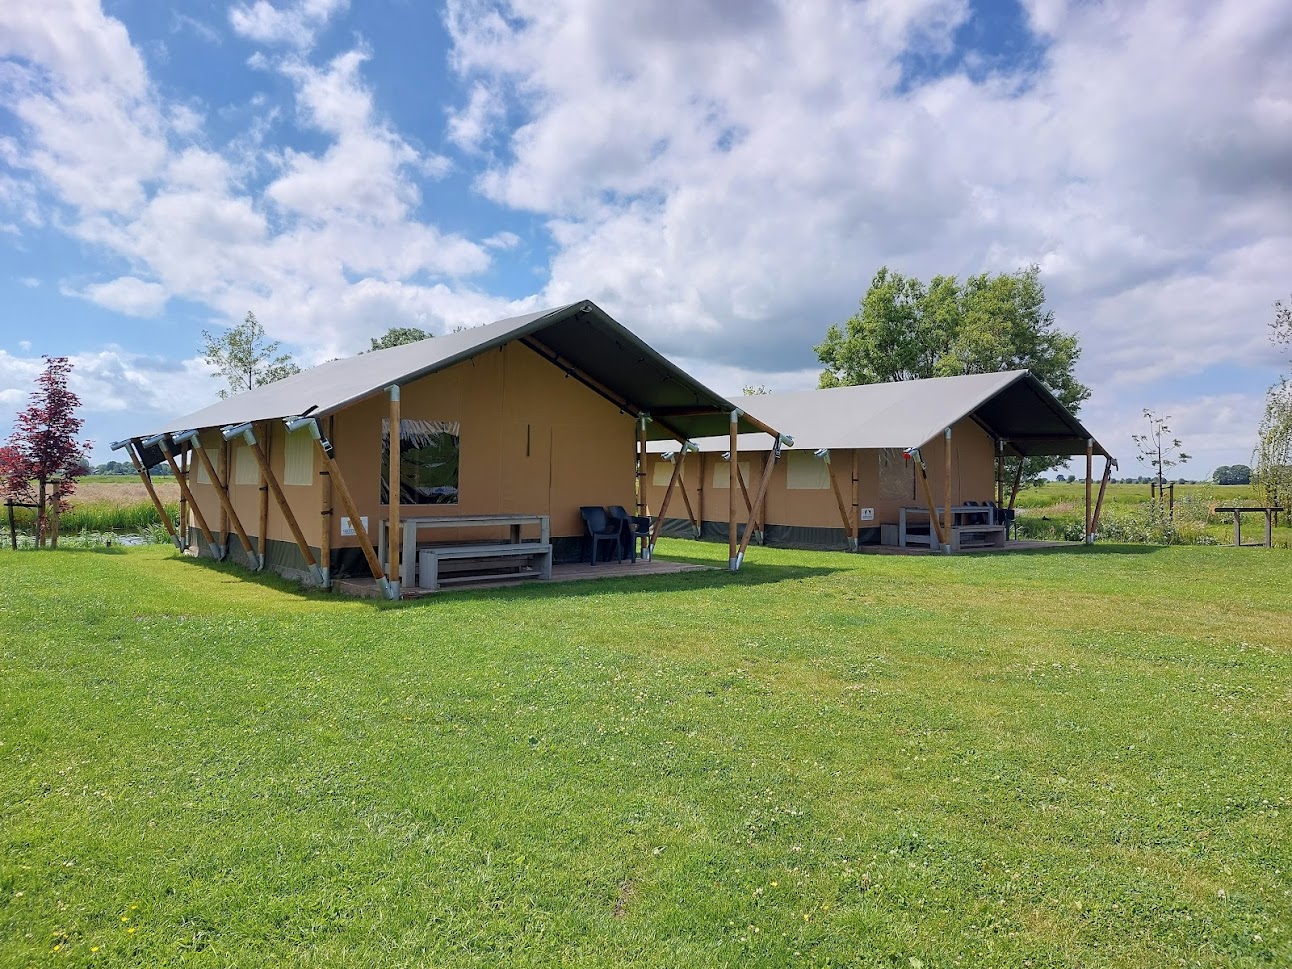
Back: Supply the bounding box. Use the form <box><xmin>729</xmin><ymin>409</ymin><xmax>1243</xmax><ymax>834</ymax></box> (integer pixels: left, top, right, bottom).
<box><xmin>878</xmin><ymin>448</ymin><xmax>914</xmax><ymax>501</ymax></box>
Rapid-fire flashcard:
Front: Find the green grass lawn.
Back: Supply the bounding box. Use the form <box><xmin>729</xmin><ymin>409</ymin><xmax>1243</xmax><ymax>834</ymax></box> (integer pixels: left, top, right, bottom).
<box><xmin>2</xmin><ymin>542</ymin><xmax>1289</xmax><ymax>967</ymax></box>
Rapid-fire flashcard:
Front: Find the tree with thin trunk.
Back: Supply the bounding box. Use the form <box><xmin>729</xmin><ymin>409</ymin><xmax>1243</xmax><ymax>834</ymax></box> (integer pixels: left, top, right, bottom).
<box><xmin>0</xmin><ymin>356</ymin><xmax>91</xmax><ymax>547</ymax></box>
<box><xmin>1254</xmin><ymin>295</ymin><xmax>1292</xmax><ymax>509</ymax></box>
<box><xmin>1132</xmin><ymin>409</ymin><xmax>1190</xmax><ymax>503</ymax></box>
<box><xmin>202</xmin><ymin>311</ymin><xmax>300</xmax><ymax>399</ymax></box>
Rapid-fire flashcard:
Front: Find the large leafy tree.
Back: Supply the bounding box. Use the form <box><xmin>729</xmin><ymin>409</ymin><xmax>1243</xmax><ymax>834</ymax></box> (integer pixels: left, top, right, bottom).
<box><xmin>0</xmin><ymin>356</ymin><xmax>91</xmax><ymax>547</ymax></box>
<box><xmin>202</xmin><ymin>311</ymin><xmax>300</xmax><ymax>399</ymax></box>
<box><xmin>816</xmin><ymin>265</ymin><xmax>1089</xmax><ymax>478</ymax></box>
<box><xmin>368</xmin><ymin>326</ymin><xmax>431</xmax><ymax>352</ymax></box>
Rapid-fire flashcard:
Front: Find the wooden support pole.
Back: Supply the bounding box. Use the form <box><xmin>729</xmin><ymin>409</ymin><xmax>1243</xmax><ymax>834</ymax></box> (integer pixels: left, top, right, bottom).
<box><xmin>1008</xmin><ymin>458</ymin><xmax>1025</xmax><ymax>509</ymax></box>
<box><xmin>310</xmin><ymin>435</ymin><xmax>389</xmax><ymax>595</ymax></box>
<box><xmin>697</xmin><ymin>453</ymin><xmax>705</xmax><ymax>538</ymax></box>
<box><xmin>1090</xmin><ymin>456</ymin><xmax>1113</xmax><ymax>539</ymax></box>
<box><xmin>734</xmin><ymin>439</ymin><xmax>782</xmax><ymax>567</ymax></box>
<box><xmin>124</xmin><ymin>441</ymin><xmax>179</xmax><ymax>546</ymax></box>
<box><xmin>243</xmin><ymin>429</ymin><xmax>321</xmax><ymax>584</ymax></box>
<box><xmin>218</xmin><ymin>440</ymin><xmax>230</xmax><ymax>556</ymax></box>
<box><xmin>728</xmin><ymin>411</ymin><xmax>739</xmax><ymax>570</ymax></box>
<box><xmin>648</xmin><ymin>448</ymin><xmax>686</xmax><ymax>553</ymax></box>
<box><xmin>942</xmin><ymin>427</ymin><xmax>953</xmax><ymax>553</ymax></box>
<box><xmin>851</xmin><ymin>449</ymin><xmax>860</xmax><ymax>542</ymax></box>
<box><xmin>387</xmin><ymin>386</ymin><xmax>402</xmax><ymax>593</ymax></box>
<box><xmin>161</xmin><ymin>440</ymin><xmax>218</xmax><ymax>556</ymax></box>
<box><xmin>258</xmin><ymin>425</ymin><xmax>270</xmax><ymax>566</ymax></box>
<box><xmin>735</xmin><ymin>461</ymin><xmax>765</xmax><ymax>541</ymax></box>
<box><xmin>191</xmin><ymin>441</ymin><xmax>258</xmax><ymax>565</ymax></box>
<box><xmin>677</xmin><ymin>467</ymin><xmax>699</xmax><ymax>535</ymax></box>
<box><xmin>178</xmin><ymin>448</ymin><xmax>188</xmax><ymax>549</ymax></box>
<box><xmin>996</xmin><ymin>440</ymin><xmax>1005</xmax><ymax>509</ymax></box>
<box><xmin>49</xmin><ymin>498</ymin><xmax>59</xmax><ymax>549</ymax></box>
<box><xmin>1084</xmin><ymin>439</ymin><xmax>1094</xmax><ymax>542</ymax></box>
<box><xmin>319</xmin><ymin>417</ymin><xmax>333</xmax><ymax>589</ymax></box>
<box><xmin>823</xmin><ymin>452</ymin><xmax>856</xmax><ymax>551</ymax></box>
<box><xmin>637</xmin><ymin>416</ymin><xmax>648</xmax><ymax>519</ymax></box>
<box><xmin>736</xmin><ymin>462</ymin><xmax>755</xmax><ymax>516</ymax></box>
<box><xmin>915</xmin><ymin>454</ymin><xmax>948</xmax><ymax>547</ymax></box>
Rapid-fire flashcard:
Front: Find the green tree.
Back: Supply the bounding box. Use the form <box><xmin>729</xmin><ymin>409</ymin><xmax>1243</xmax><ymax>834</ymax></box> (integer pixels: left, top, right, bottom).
<box><xmin>368</xmin><ymin>326</ymin><xmax>432</xmax><ymax>352</ymax></box>
<box><xmin>742</xmin><ymin>384</ymin><xmax>769</xmax><ymax>395</ymax></box>
<box><xmin>1211</xmin><ymin>464</ymin><xmax>1252</xmax><ymax>485</ymax></box>
<box><xmin>816</xmin><ymin>265</ymin><xmax>1088</xmax><ymax>479</ymax></box>
<box><xmin>1132</xmin><ymin>409</ymin><xmax>1190</xmax><ymax>501</ymax></box>
<box><xmin>202</xmin><ymin>312</ymin><xmax>300</xmax><ymax>399</ymax></box>
<box><xmin>1254</xmin><ymin>295</ymin><xmax>1292</xmax><ymax>507</ymax></box>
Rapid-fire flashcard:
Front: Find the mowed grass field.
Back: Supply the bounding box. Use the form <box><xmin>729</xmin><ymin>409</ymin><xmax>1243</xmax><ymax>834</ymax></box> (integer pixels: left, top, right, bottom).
<box><xmin>1</xmin><ymin>541</ymin><xmax>1289</xmax><ymax>967</ymax></box>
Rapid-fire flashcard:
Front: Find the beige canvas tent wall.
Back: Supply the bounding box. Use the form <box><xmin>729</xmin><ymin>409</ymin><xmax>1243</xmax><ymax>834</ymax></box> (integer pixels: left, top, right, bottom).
<box><xmin>118</xmin><ymin>301</ymin><xmax>784</xmax><ymax>595</ymax></box>
<box><xmin>645</xmin><ymin>371</ymin><xmax>1111</xmax><ymax>552</ymax></box>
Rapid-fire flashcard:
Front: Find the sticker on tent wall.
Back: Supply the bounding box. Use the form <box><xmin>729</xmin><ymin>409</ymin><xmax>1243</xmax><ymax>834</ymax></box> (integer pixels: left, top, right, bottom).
<box><xmin>860</xmin><ymin>508</ymin><xmax>875</xmax><ymax>521</ymax></box>
<box><xmin>340</xmin><ymin>516</ymin><xmax>368</xmax><ymax>536</ymax></box>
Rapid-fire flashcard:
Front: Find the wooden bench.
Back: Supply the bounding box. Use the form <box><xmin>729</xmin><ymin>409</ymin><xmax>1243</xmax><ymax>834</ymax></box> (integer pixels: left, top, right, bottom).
<box><xmin>951</xmin><ymin>524</ymin><xmax>1007</xmax><ymax>550</ymax></box>
<box><xmin>416</xmin><ymin>542</ymin><xmax>553</xmax><ymax>592</ymax></box>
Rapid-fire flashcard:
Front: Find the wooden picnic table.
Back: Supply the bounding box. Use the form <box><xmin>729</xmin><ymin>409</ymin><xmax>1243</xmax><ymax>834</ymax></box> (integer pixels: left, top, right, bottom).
<box><xmin>1214</xmin><ymin>506</ymin><xmax>1283</xmax><ymax>548</ymax></box>
<box><xmin>377</xmin><ymin>513</ymin><xmax>551</xmax><ymax>588</ymax></box>
<box><xmin>899</xmin><ymin>505</ymin><xmax>1005</xmax><ymax>550</ymax></box>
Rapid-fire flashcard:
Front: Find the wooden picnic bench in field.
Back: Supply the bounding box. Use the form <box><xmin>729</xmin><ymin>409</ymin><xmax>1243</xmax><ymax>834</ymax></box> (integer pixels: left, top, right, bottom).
<box><xmin>1214</xmin><ymin>506</ymin><xmax>1283</xmax><ymax>548</ymax></box>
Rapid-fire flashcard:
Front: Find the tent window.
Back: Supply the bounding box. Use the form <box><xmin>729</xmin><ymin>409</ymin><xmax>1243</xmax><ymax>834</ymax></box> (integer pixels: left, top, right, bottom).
<box><xmin>878</xmin><ymin>448</ymin><xmax>914</xmax><ymax>501</ymax></box>
<box><xmin>193</xmin><ymin>448</ymin><xmax>219</xmax><ymax>485</ymax></box>
<box><xmin>381</xmin><ymin>419</ymin><xmax>460</xmax><ymax>505</ymax></box>
<box><xmin>710</xmin><ymin>458</ymin><xmax>751</xmax><ymax>489</ymax></box>
<box><xmin>234</xmin><ymin>443</ymin><xmax>259</xmax><ymax>486</ymax></box>
<box><xmin>283</xmin><ymin>430</ymin><xmax>315</xmax><ymax>486</ymax></box>
<box><xmin>786</xmin><ymin>450</ymin><xmax>830</xmax><ymax>490</ymax></box>
<box><xmin>651</xmin><ymin>457</ymin><xmax>675</xmax><ymax>486</ymax></box>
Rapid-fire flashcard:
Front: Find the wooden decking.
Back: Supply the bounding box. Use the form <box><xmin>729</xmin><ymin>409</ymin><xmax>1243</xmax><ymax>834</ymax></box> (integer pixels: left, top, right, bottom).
<box><xmin>334</xmin><ymin>556</ymin><xmax>711</xmax><ymax>598</ymax></box>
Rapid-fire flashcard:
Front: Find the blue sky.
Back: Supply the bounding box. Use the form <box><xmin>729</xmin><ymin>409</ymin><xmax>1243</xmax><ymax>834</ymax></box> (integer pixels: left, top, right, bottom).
<box><xmin>1</xmin><ymin>0</ymin><xmax>1289</xmax><ymax>475</ymax></box>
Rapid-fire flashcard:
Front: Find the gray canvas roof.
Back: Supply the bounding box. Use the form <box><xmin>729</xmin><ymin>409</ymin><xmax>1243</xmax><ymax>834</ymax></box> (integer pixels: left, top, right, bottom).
<box><xmin>650</xmin><ymin>371</ymin><xmax>1108</xmax><ymax>457</ymax></box>
<box><xmin>144</xmin><ymin>301</ymin><xmax>776</xmax><ymax>442</ymax></box>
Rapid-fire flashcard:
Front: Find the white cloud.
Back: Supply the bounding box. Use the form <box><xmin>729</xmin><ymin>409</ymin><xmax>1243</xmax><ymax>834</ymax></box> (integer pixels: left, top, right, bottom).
<box><xmin>73</xmin><ymin>275</ymin><xmax>169</xmax><ymax>317</ymax></box>
<box><xmin>442</xmin><ymin>0</ymin><xmax>1292</xmax><ymax>467</ymax></box>
<box><xmin>228</xmin><ymin>0</ymin><xmax>347</xmax><ymax>49</ymax></box>
<box><xmin>0</xmin><ymin>346</ymin><xmax>216</xmax><ymax>456</ymax></box>
<box><xmin>483</xmin><ymin>230</ymin><xmax>520</xmax><ymax>250</ymax></box>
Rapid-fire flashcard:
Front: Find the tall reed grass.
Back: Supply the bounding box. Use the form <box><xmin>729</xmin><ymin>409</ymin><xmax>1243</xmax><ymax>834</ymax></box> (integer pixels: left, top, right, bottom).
<box><xmin>5</xmin><ymin>500</ymin><xmax>179</xmax><ymax>536</ymax></box>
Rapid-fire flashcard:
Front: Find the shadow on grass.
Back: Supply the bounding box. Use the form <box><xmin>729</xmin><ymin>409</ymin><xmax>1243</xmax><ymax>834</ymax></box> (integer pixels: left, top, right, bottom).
<box><xmin>0</xmin><ymin>544</ymin><xmax>130</xmax><ymax>556</ymax></box>
<box><xmin>995</xmin><ymin>543</ymin><xmax>1168</xmax><ymax>557</ymax></box>
<box><xmin>167</xmin><ymin>549</ymin><xmax>847</xmax><ymax>607</ymax></box>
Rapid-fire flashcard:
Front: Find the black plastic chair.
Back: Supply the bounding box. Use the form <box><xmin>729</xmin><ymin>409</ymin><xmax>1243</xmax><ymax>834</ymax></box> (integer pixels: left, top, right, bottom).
<box><xmin>608</xmin><ymin>505</ymin><xmax>651</xmax><ymax>562</ymax></box>
<box><xmin>986</xmin><ymin>500</ymin><xmax>1016</xmax><ymax>538</ymax></box>
<box><xmin>580</xmin><ymin>506</ymin><xmax>623</xmax><ymax>565</ymax></box>
<box><xmin>965</xmin><ymin>500</ymin><xmax>988</xmax><ymax>525</ymax></box>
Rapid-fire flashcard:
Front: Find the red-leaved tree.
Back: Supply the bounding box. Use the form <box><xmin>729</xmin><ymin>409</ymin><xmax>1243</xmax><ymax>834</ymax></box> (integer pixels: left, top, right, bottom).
<box><xmin>1</xmin><ymin>356</ymin><xmax>91</xmax><ymax>547</ymax></box>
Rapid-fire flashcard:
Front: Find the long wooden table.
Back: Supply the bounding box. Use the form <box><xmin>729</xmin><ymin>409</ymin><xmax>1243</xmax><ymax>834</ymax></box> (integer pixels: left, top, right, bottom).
<box><xmin>1214</xmin><ymin>506</ymin><xmax>1283</xmax><ymax>548</ymax></box>
<box><xmin>377</xmin><ymin>513</ymin><xmax>551</xmax><ymax>587</ymax></box>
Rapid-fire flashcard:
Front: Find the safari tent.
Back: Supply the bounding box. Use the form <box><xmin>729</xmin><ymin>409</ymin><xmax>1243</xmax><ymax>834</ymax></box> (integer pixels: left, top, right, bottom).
<box><xmin>644</xmin><ymin>371</ymin><xmax>1113</xmax><ymax>553</ymax></box>
<box><xmin>116</xmin><ymin>301</ymin><xmax>785</xmax><ymax>597</ymax></box>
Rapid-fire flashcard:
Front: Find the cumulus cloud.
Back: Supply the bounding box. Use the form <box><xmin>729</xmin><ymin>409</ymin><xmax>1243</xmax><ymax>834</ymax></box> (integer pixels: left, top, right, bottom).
<box><xmin>432</xmin><ymin>0</ymin><xmax>1292</xmax><ymax>463</ymax></box>
<box><xmin>72</xmin><ymin>275</ymin><xmax>168</xmax><ymax>316</ymax></box>
<box><xmin>0</xmin><ymin>1</ymin><xmax>504</xmax><ymax>353</ymax></box>
<box><xmin>229</xmin><ymin>0</ymin><xmax>347</xmax><ymax>49</ymax></box>
<box><xmin>2</xmin><ymin>0</ymin><xmax>1290</xmax><ymax>468</ymax></box>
